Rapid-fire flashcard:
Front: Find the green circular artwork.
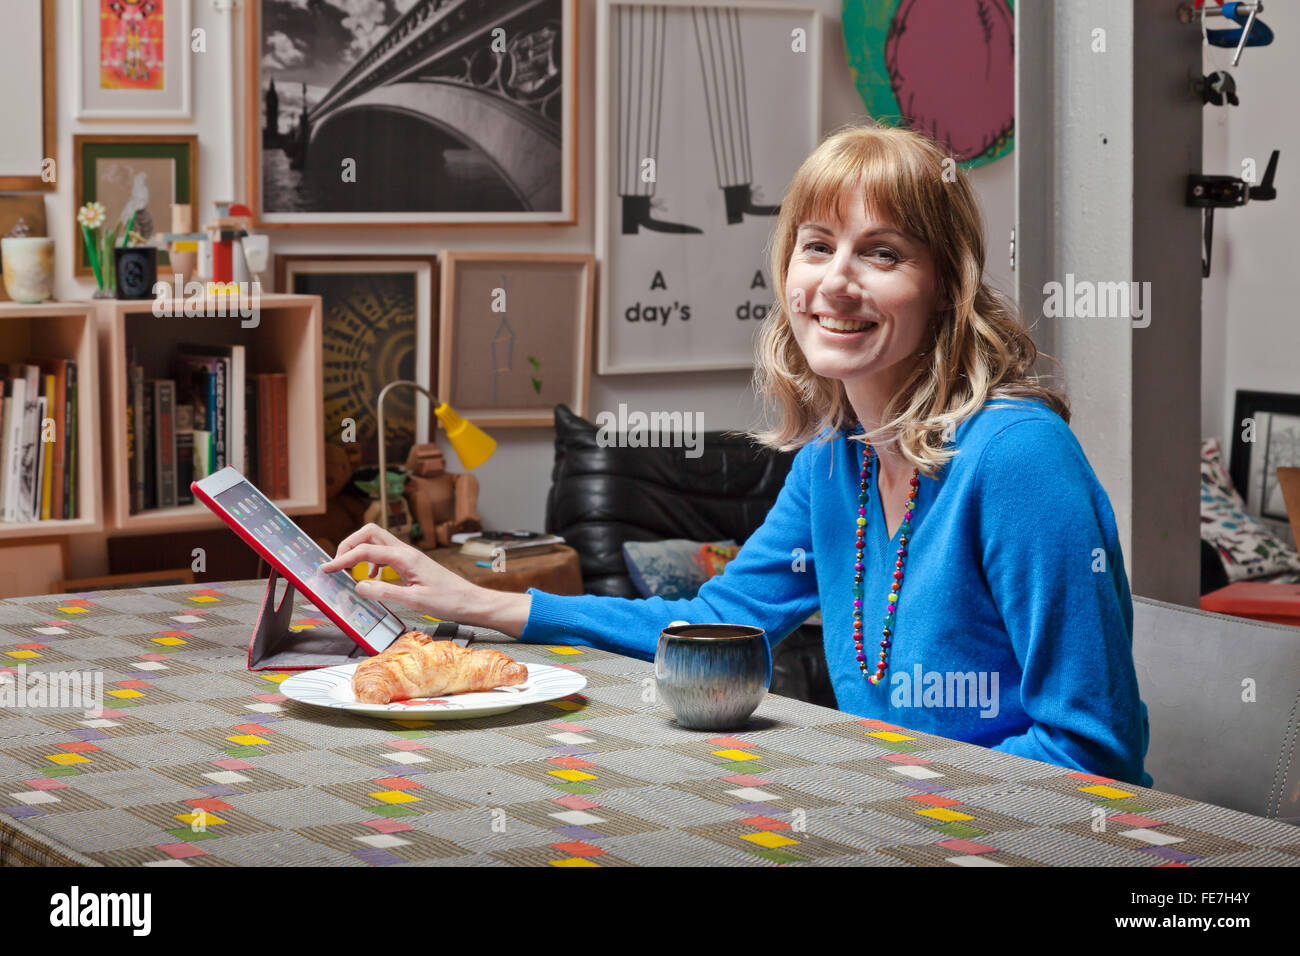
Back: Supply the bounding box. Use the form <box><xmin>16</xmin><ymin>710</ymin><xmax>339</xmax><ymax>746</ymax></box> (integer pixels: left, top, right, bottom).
<box><xmin>841</xmin><ymin>0</ymin><xmax>1015</xmax><ymax>169</ymax></box>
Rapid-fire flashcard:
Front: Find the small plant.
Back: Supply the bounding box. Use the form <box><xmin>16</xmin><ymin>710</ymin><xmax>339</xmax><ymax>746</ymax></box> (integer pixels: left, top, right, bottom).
<box><xmin>77</xmin><ymin>202</ymin><xmax>145</xmax><ymax>297</ymax></box>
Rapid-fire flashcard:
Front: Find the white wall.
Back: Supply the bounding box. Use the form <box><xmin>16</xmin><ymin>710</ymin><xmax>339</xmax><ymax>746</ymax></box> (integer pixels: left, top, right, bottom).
<box><xmin>1201</xmin><ymin>1</ymin><xmax>1298</xmax><ymax>454</ymax></box>
<box><xmin>48</xmin><ymin>0</ymin><xmax>1012</xmax><ymax>537</ymax></box>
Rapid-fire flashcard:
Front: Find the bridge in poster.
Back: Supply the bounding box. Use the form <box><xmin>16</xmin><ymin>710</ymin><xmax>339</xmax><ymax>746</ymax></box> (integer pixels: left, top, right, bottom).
<box><xmin>290</xmin><ymin>0</ymin><xmax>564</xmax><ymax>211</ymax></box>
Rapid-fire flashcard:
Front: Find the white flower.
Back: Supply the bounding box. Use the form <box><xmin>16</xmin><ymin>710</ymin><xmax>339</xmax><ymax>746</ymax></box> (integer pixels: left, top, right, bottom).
<box><xmin>77</xmin><ymin>202</ymin><xmax>107</xmax><ymax>230</ymax></box>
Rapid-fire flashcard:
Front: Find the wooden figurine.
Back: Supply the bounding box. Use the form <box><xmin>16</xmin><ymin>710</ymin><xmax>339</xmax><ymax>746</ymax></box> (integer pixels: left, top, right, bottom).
<box><xmin>403</xmin><ymin>443</ymin><xmax>483</xmax><ymax>547</ymax></box>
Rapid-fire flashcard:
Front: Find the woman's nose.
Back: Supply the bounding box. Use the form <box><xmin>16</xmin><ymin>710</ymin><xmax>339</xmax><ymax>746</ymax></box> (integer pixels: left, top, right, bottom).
<box><xmin>819</xmin><ymin>252</ymin><xmax>860</xmax><ymax>298</ymax></box>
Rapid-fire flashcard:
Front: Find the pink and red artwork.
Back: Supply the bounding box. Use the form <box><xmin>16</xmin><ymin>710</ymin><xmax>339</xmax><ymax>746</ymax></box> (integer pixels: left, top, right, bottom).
<box><xmin>100</xmin><ymin>0</ymin><xmax>165</xmax><ymax>91</ymax></box>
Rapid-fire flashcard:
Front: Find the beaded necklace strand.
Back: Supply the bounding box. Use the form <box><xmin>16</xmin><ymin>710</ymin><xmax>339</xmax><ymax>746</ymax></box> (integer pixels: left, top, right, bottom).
<box><xmin>853</xmin><ymin>442</ymin><xmax>921</xmax><ymax>685</ymax></box>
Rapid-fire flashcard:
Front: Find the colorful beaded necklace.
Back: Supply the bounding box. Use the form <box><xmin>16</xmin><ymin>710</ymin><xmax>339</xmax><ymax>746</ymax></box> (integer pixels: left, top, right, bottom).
<box><xmin>853</xmin><ymin>441</ymin><xmax>921</xmax><ymax>685</ymax></box>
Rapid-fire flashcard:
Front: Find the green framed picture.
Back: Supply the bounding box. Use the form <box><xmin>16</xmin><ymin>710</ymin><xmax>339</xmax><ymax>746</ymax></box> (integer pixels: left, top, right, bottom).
<box><xmin>73</xmin><ymin>134</ymin><xmax>198</xmax><ymax>276</ymax></box>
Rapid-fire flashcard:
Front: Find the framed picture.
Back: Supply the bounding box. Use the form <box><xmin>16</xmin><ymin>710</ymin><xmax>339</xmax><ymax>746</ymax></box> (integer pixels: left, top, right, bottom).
<box><xmin>73</xmin><ymin>134</ymin><xmax>197</xmax><ymax>276</ymax></box>
<box><xmin>0</xmin><ymin>0</ymin><xmax>56</xmax><ymax>191</ymax></box>
<box><xmin>74</xmin><ymin>0</ymin><xmax>193</xmax><ymax>119</ymax></box>
<box><xmin>439</xmin><ymin>251</ymin><xmax>593</xmax><ymax>427</ymax></box>
<box><xmin>244</xmin><ymin>0</ymin><xmax>578</xmax><ymax>226</ymax></box>
<box><xmin>1231</xmin><ymin>390</ymin><xmax>1300</xmax><ymax>528</ymax></box>
<box><xmin>276</xmin><ymin>255</ymin><xmax>437</xmax><ymax>468</ymax></box>
<box><xmin>596</xmin><ymin>0</ymin><xmax>821</xmax><ymax>374</ymax></box>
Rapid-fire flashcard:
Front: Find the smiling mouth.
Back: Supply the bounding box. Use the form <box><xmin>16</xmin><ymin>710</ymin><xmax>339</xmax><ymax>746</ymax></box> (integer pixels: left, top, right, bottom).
<box><xmin>815</xmin><ymin>314</ymin><xmax>878</xmax><ymax>333</ymax></box>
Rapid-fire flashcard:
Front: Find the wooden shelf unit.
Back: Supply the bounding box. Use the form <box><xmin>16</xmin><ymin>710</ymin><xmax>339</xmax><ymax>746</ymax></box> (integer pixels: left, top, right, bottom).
<box><xmin>96</xmin><ymin>293</ymin><xmax>326</xmax><ymax>534</ymax></box>
<box><xmin>0</xmin><ymin>303</ymin><xmax>103</xmax><ymax>539</ymax></box>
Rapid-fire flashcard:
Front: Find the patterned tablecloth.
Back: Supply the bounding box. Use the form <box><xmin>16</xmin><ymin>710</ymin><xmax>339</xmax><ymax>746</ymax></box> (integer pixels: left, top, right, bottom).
<box><xmin>0</xmin><ymin>580</ymin><xmax>1297</xmax><ymax>867</ymax></box>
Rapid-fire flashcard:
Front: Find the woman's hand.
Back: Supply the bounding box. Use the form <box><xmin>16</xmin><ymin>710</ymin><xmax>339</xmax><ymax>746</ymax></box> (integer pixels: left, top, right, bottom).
<box><xmin>317</xmin><ymin>524</ymin><xmax>532</xmax><ymax>638</ymax></box>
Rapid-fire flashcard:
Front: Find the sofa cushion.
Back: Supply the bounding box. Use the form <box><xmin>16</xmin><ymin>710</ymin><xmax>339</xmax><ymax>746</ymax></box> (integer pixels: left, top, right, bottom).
<box><xmin>622</xmin><ymin>538</ymin><xmax>738</xmax><ymax>600</ymax></box>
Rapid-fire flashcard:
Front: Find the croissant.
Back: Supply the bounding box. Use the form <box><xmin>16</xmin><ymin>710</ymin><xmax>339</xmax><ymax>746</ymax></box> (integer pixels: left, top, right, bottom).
<box><xmin>352</xmin><ymin>631</ymin><xmax>529</xmax><ymax>704</ymax></box>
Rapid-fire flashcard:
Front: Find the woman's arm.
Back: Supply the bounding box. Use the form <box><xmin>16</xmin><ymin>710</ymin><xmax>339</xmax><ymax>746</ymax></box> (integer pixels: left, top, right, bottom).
<box><xmin>975</xmin><ymin>419</ymin><xmax>1152</xmax><ymax>787</ymax></box>
<box><xmin>519</xmin><ymin>444</ymin><xmax>822</xmax><ymax>659</ymax></box>
<box><xmin>321</xmin><ymin>443</ymin><xmax>822</xmax><ymax>661</ymax></box>
<box><xmin>318</xmin><ymin>525</ymin><xmax>534</xmax><ymax>635</ymax></box>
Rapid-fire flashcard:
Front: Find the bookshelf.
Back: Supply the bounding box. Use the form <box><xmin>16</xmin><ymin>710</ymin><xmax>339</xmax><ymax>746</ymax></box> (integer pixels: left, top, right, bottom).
<box><xmin>97</xmin><ymin>293</ymin><xmax>326</xmax><ymax>534</ymax></box>
<box><xmin>0</xmin><ymin>303</ymin><xmax>103</xmax><ymax>539</ymax></box>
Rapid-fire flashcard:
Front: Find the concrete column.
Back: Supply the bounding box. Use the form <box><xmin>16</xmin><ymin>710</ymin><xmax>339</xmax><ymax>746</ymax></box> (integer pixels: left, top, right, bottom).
<box><xmin>1016</xmin><ymin>1</ymin><xmax>1203</xmax><ymax>606</ymax></box>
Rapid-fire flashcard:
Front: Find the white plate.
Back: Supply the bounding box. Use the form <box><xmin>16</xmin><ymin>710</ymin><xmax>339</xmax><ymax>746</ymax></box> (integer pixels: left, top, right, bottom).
<box><xmin>279</xmin><ymin>662</ymin><xmax>587</xmax><ymax>720</ymax></box>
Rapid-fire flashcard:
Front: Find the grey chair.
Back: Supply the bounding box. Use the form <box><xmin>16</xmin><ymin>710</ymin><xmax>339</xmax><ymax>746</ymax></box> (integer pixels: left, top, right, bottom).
<box><xmin>1131</xmin><ymin>596</ymin><xmax>1300</xmax><ymax>822</ymax></box>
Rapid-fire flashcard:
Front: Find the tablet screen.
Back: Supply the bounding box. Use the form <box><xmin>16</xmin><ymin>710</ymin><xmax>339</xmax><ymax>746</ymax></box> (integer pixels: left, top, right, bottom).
<box><xmin>214</xmin><ymin>480</ymin><xmax>388</xmax><ymax>637</ymax></box>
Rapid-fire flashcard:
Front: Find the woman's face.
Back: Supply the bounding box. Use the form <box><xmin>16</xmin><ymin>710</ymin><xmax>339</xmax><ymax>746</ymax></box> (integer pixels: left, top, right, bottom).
<box><xmin>785</xmin><ymin>189</ymin><xmax>942</xmax><ymax>396</ymax></box>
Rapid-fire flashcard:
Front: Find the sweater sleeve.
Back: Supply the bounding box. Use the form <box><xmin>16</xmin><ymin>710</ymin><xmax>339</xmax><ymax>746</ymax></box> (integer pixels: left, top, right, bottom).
<box><xmin>975</xmin><ymin>419</ymin><xmax>1152</xmax><ymax>787</ymax></box>
<box><xmin>520</xmin><ymin>442</ymin><xmax>822</xmax><ymax>661</ymax></box>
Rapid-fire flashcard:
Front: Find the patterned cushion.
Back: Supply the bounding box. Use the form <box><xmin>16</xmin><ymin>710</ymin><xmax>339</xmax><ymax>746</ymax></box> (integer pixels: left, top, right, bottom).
<box><xmin>1200</xmin><ymin>439</ymin><xmax>1300</xmax><ymax>582</ymax></box>
<box><xmin>1201</xmin><ymin>437</ymin><xmax>1236</xmax><ymax>493</ymax></box>
<box><xmin>621</xmin><ymin>539</ymin><xmax>738</xmax><ymax>599</ymax></box>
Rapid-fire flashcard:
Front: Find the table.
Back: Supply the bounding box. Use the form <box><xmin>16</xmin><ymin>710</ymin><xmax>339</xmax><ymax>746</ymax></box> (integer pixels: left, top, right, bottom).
<box><xmin>0</xmin><ymin>580</ymin><xmax>1297</xmax><ymax>867</ymax></box>
<box><xmin>426</xmin><ymin>544</ymin><xmax>583</xmax><ymax>596</ymax></box>
<box><xmin>1200</xmin><ymin>580</ymin><xmax>1300</xmax><ymax>627</ymax></box>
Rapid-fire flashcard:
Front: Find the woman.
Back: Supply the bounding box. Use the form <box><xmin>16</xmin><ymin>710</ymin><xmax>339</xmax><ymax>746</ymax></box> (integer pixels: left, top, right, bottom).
<box><xmin>320</xmin><ymin>124</ymin><xmax>1152</xmax><ymax>788</ymax></box>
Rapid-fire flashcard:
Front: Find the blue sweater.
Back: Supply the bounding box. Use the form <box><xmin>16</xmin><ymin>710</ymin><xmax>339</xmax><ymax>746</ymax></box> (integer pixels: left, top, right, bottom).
<box><xmin>522</xmin><ymin>399</ymin><xmax>1153</xmax><ymax>787</ymax></box>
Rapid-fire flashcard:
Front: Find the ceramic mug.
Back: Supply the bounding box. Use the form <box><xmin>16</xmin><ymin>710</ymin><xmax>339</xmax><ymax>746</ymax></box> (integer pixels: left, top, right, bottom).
<box><xmin>654</xmin><ymin>621</ymin><xmax>771</xmax><ymax>730</ymax></box>
<box><xmin>1</xmin><ymin>237</ymin><xmax>54</xmax><ymax>304</ymax></box>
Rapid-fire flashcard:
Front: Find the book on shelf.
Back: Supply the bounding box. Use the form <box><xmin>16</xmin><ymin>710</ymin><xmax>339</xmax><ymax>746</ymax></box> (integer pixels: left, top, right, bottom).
<box><xmin>29</xmin><ymin>359</ymin><xmax>67</xmax><ymax>521</ymax></box>
<box><xmin>38</xmin><ymin>379</ymin><xmax>53</xmax><ymax>520</ymax></box>
<box><xmin>0</xmin><ymin>361</ymin><xmax>77</xmax><ymax>523</ymax></box>
<box><xmin>173</xmin><ymin>353</ymin><xmax>222</xmax><ymax>475</ymax></box>
<box><xmin>256</xmin><ymin>372</ymin><xmax>288</xmax><ymax>498</ymax></box>
<box><xmin>18</xmin><ymin>364</ymin><xmax>40</xmax><ymax>522</ymax></box>
<box><xmin>178</xmin><ymin>344</ymin><xmax>244</xmax><ymax>472</ymax></box>
<box><xmin>129</xmin><ymin>354</ymin><xmax>146</xmax><ymax>513</ymax></box>
<box><xmin>35</xmin><ymin>393</ymin><xmax>48</xmax><ymax>521</ymax></box>
<box><xmin>0</xmin><ymin>382</ymin><xmax>15</xmax><ymax>521</ymax></box>
<box><xmin>141</xmin><ymin>373</ymin><xmax>155</xmax><ymax>510</ymax></box>
<box><xmin>459</xmin><ymin>531</ymin><xmax>565</xmax><ymax>558</ymax></box>
<box><xmin>152</xmin><ymin>379</ymin><xmax>178</xmax><ymax>509</ymax></box>
<box><xmin>176</xmin><ymin>430</ymin><xmax>195</xmax><ymax>505</ymax></box>
<box><xmin>64</xmin><ymin>361</ymin><xmax>77</xmax><ymax>520</ymax></box>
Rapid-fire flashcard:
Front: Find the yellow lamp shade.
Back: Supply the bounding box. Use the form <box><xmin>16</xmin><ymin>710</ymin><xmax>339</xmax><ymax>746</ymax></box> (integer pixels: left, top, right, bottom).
<box><xmin>349</xmin><ymin>562</ymin><xmax>401</xmax><ymax>583</ymax></box>
<box><xmin>434</xmin><ymin>403</ymin><xmax>496</xmax><ymax>469</ymax></box>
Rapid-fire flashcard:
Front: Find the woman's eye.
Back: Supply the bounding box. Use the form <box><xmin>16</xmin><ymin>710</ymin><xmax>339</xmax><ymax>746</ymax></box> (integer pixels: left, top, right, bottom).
<box><xmin>866</xmin><ymin>247</ymin><xmax>900</xmax><ymax>263</ymax></box>
<box><xmin>801</xmin><ymin>240</ymin><xmax>830</xmax><ymax>254</ymax></box>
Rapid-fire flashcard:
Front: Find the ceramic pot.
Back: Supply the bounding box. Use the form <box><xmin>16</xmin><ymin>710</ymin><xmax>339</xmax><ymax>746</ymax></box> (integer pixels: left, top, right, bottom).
<box><xmin>1</xmin><ymin>237</ymin><xmax>55</xmax><ymax>303</ymax></box>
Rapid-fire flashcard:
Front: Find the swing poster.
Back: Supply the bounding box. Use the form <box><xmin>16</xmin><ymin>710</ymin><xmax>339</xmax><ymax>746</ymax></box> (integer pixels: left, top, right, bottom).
<box><xmin>74</xmin><ymin>0</ymin><xmax>191</xmax><ymax>118</ymax></box>
<box><xmin>596</xmin><ymin>1</ymin><xmax>821</xmax><ymax>374</ymax></box>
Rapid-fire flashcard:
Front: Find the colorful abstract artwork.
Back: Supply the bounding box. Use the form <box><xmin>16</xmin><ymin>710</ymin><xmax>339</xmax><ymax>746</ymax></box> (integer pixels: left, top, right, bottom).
<box><xmin>842</xmin><ymin>0</ymin><xmax>1014</xmax><ymax>168</ymax></box>
<box><xmin>100</xmin><ymin>0</ymin><xmax>165</xmax><ymax>91</ymax></box>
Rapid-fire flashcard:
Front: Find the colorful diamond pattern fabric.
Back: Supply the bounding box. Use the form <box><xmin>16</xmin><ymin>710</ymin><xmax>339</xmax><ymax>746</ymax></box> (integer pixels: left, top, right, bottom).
<box><xmin>0</xmin><ymin>580</ymin><xmax>1296</xmax><ymax>867</ymax></box>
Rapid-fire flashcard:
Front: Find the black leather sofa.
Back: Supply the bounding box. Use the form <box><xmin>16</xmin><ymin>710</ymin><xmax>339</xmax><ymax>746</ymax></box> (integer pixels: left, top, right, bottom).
<box><xmin>544</xmin><ymin>404</ymin><xmax>836</xmax><ymax>709</ymax></box>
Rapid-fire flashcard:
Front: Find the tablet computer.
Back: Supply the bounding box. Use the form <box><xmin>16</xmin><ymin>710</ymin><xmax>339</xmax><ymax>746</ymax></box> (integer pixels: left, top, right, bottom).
<box><xmin>192</xmin><ymin>467</ymin><xmax>407</xmax><ymax>655</ymax></box>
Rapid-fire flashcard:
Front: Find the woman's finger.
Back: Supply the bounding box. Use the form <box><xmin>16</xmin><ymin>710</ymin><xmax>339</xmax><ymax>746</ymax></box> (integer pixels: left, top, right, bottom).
<box><xmin>328</xmin><ymin>523</ymin><xmax>401</xmax><ymax>566</ymax></box>
<box><xmin>354</xmin><ymin>577</ymin><xmax>419</xmax><ymax>607</ymax></box>
<box><xmin>323</xmin><ymin>542</ymin><xmax>410</xmax><ymax>577</ymax></box>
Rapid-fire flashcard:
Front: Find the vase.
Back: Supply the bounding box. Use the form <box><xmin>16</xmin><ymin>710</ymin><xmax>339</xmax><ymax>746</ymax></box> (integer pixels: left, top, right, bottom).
<box><xmin>114</xmin><ymin>246</ymin><xmax>158</xmax><ymax>300</ymax></box>
<box><xmin>0</xmin><ymin>237</ymin><xmax>55</xmax><ymax>303</ymax></box>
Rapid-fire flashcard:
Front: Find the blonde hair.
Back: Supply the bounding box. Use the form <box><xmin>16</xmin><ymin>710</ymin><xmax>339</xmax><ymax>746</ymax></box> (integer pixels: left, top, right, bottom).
<box><xmin>750</xmin><ymin>122</ymin><xmax>1068</xmax><ymax>477</ymax></box>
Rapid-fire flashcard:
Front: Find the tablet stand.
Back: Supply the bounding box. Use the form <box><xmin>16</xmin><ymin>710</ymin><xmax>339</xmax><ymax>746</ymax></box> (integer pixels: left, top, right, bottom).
<box><xmin>247</xmin><ymin>568</ymin><xmax>468</xmax><ymax>671</ymax></box>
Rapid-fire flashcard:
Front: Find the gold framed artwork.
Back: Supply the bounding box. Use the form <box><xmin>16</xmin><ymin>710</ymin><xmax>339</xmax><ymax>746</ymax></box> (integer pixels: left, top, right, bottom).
<box><xmin>73</xmin><ymin>134</ymin><xmax>198</xmax><ymax>275</ymax></box>
<box><xmin>275</xmin><ymin>254</ymin><xmax>438</xmax><ymax>468</ymax></box>
<box><xmin>0</xmin><ymin>0</ymin><xmax>56</xmax><ymax>191</ymax></box>
<box><xmin>243</xmin><ymin>0</ymin><xmax>578</xmax><ymax>226</ymax></box>
<box><xmin>439</xmin><ymin>251</ymin><xmax>594</xmax><ymax>427</ymax></box>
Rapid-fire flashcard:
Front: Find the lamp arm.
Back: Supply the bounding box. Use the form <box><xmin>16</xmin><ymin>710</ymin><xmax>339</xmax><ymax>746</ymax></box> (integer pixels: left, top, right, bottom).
<box><xmin>376</xmin><ymin>380</ymin><xmax>439</xmax><ymax>532</ymax></box>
